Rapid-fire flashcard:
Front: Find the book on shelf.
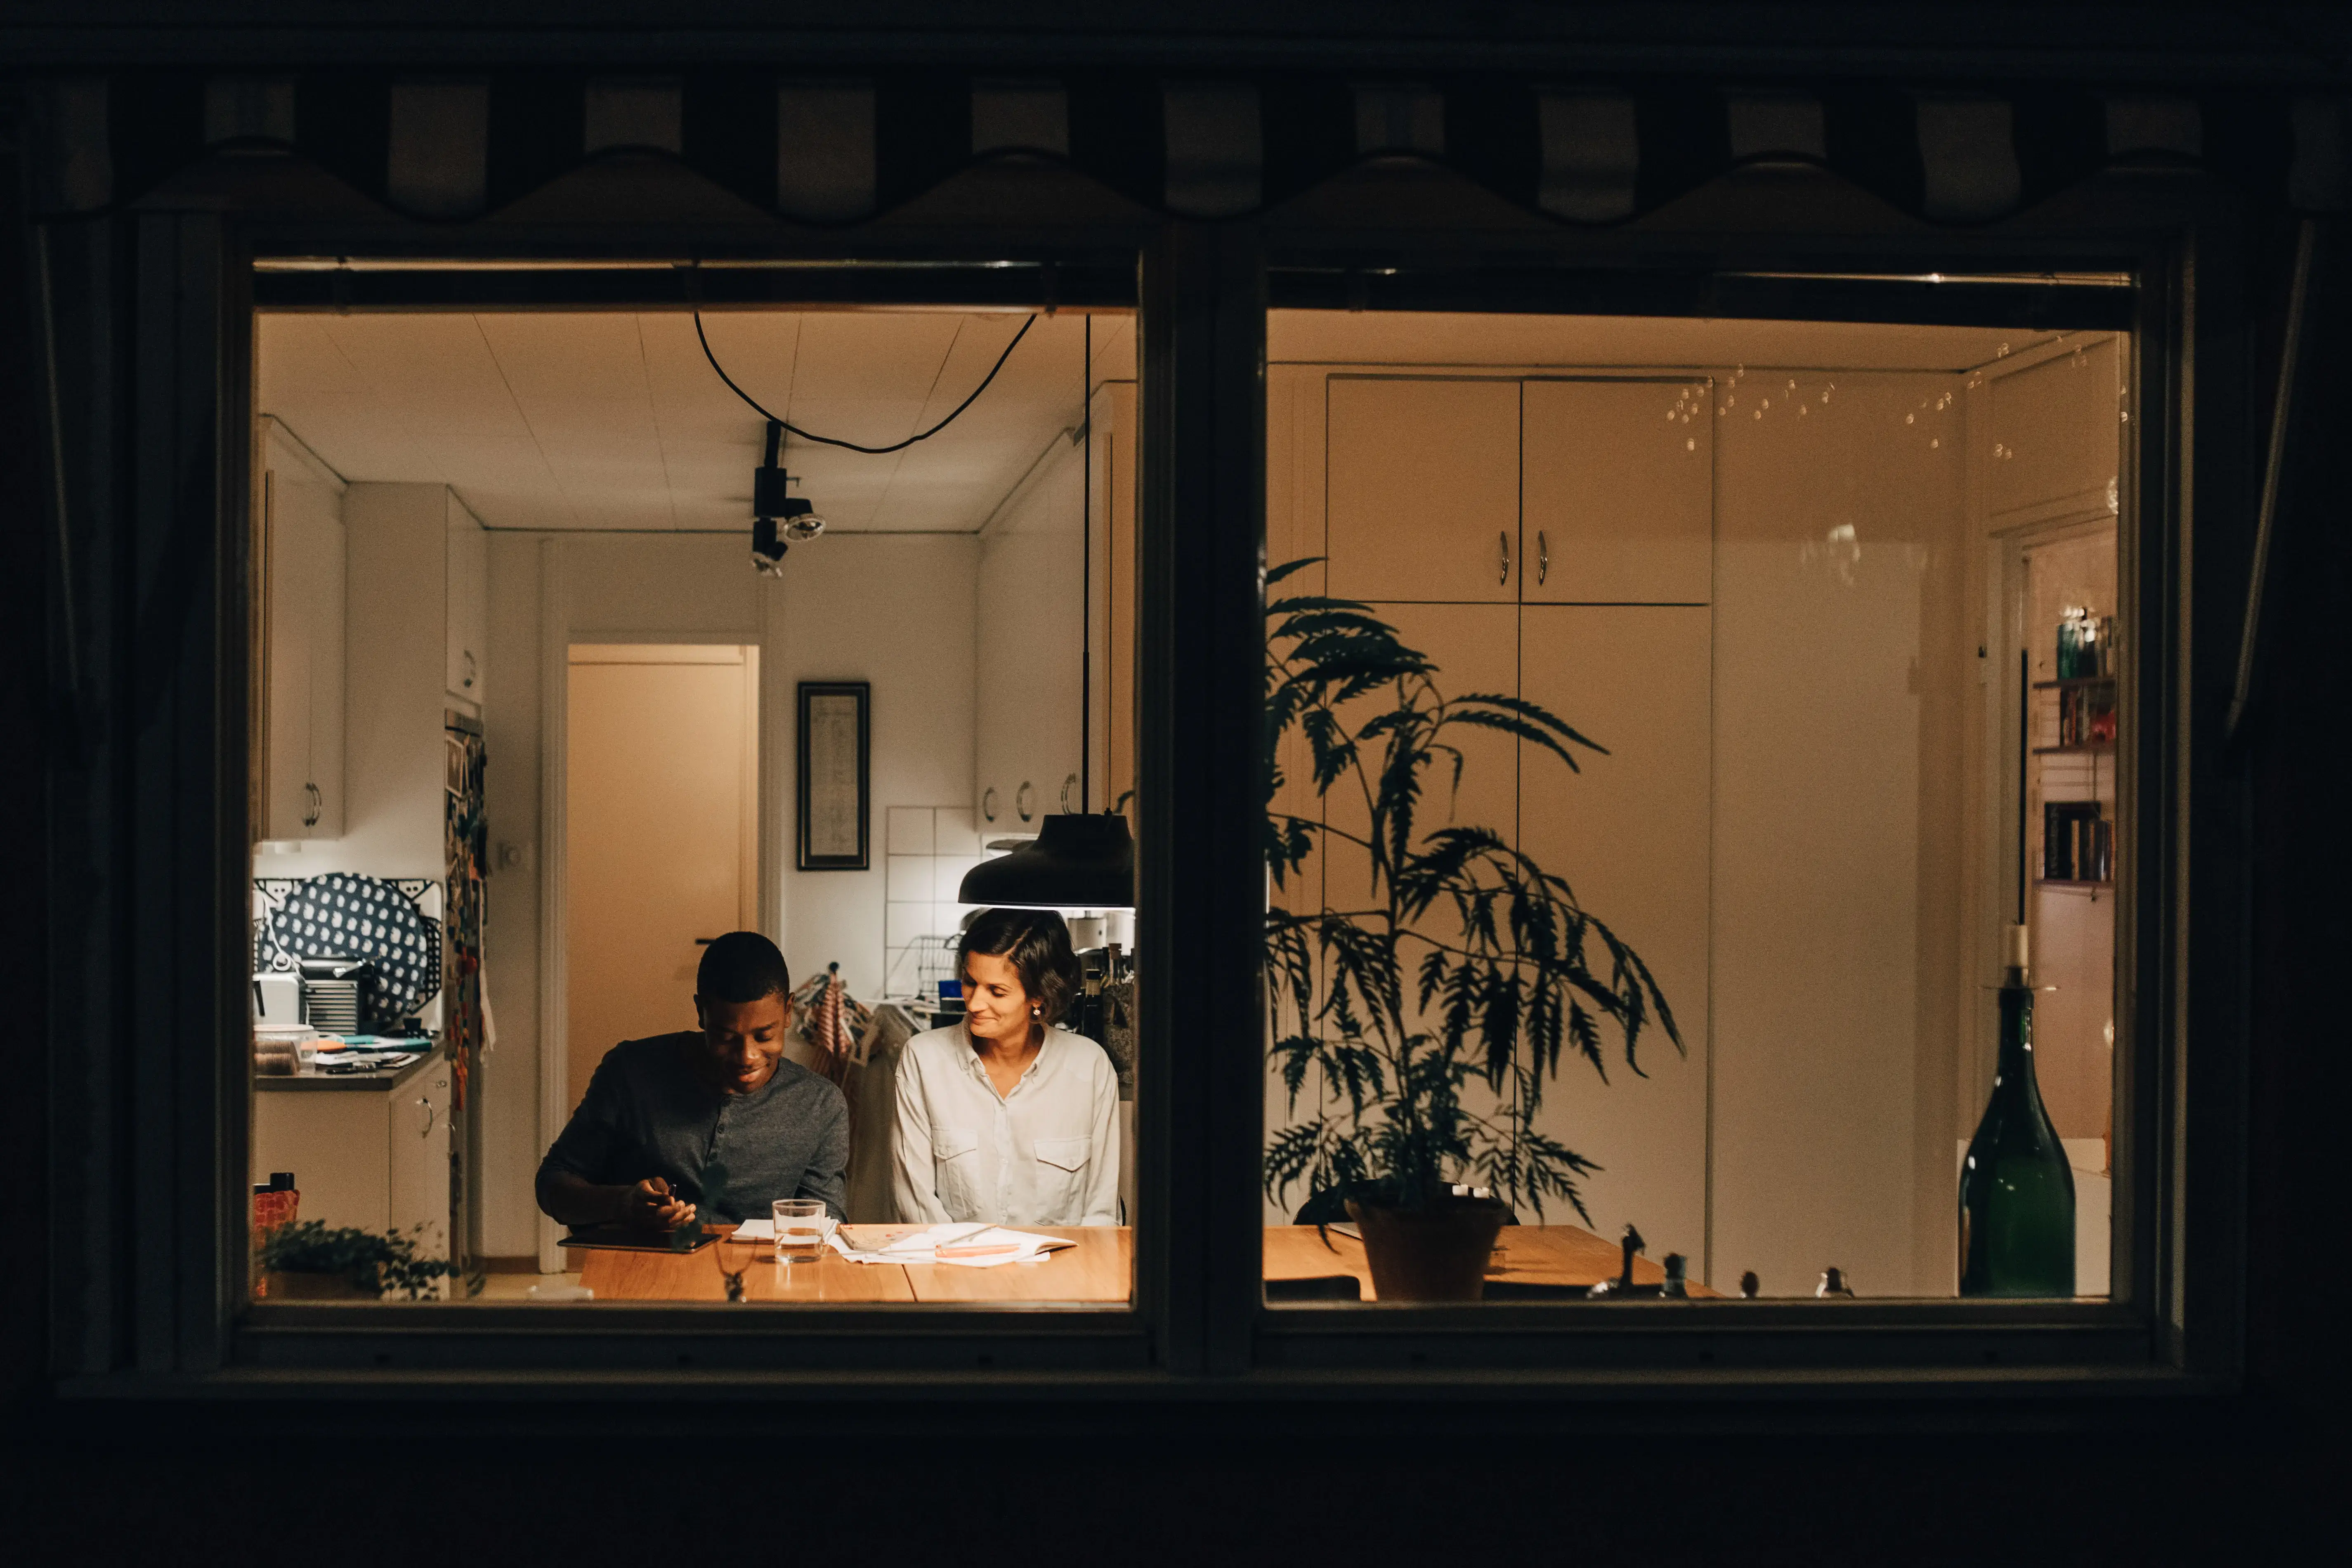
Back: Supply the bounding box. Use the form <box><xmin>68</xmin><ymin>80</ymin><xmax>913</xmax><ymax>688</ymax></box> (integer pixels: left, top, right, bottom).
<box><xmin>2050</xmin><ymin>683</ymin><xmax>2121</xmax><ymax>749</ymax></box>
<box><xmin>2041</xmin><ymin>800</ymin><xmax>2112</xmax><ymax>883</ymax></box>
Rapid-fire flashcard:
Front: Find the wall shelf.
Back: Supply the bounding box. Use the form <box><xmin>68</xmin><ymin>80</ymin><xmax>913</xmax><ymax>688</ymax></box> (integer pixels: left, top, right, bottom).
<box><xmin>2031</xmin><ymin>674</ymin><xmax>2117</xmax><ymax>690</ymax></box>
<box><xmin>2032</xmin><ymin>741</ymin><xmax>2115</xmax><ymax>756</ymax></box>
<box><xmin>2034</xmin><ymin>878</ymin><xmax>2112</xmax><ymax>892</ymax></box>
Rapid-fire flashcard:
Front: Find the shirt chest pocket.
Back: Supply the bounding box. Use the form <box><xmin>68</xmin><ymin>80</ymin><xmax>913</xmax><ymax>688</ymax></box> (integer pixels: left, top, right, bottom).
<box><xmin>1032</xmin><ymin>1136</ymin><xmax>1092</xmax><ymax>1217</ymax></box>
<box><xmin>933</xmin><ymin>1128</ymin><xmax>982</xmax><ymax>1212</ymax></box>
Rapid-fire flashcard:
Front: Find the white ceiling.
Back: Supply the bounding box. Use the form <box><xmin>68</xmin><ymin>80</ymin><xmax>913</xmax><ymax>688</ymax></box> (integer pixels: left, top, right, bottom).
<box><xmin>260</xmin><ymin>306</ymin><xmax>2071</xmax><ymax>535</ymax></box>
<box><xmin>258</xmin><ymin>309</ymin><xmax>1136</xmax><ymax>533</ymax></box>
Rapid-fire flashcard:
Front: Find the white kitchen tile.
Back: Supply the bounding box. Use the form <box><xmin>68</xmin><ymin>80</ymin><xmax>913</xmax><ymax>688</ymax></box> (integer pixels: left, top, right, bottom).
<box><xmin>935</xmin><ymin>903</ymin><xmax>974</xmax><ymax>941</ymax></box>
<box><xmin>883</xmin><ymin>947</ymin><xmax>925</xmax><ymax>997</ymax></box>
<box><xmin>886</xmin><ymin>854</ymin><xmax>931</xmax><ymax>901</ymax></box>
<box><xmin>933</xmin><ymin>807</ymin><xmax>982</xmax><ymax>856</ymax></box>
<box><xmin>886</xmin><ymin>806</ymin><xmax>934</xmax><ymax>855</ymax></box>
<box><xmin>886</xmin><ymin>901</ymin><xmax>930</xmax><ymax>949</ymax></box>
<box><xmin>934</xmin><ymin>855</ymin><xmax>981</xmax><ymax>902</ymax></box>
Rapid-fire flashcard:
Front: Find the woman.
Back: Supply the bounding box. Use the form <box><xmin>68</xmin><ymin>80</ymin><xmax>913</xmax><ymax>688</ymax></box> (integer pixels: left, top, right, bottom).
<box><xmin>892</xmin><ymin>908</ymin><xmax>1120</xmax><ymax>1227</ymax></box>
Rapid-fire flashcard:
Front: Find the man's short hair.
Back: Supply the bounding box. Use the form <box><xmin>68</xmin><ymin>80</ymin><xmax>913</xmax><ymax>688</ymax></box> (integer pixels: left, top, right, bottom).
<box><xmin>696</xmin><ymin>931</ymin><xmax>791</xmax><ymax>1004</ymax></box>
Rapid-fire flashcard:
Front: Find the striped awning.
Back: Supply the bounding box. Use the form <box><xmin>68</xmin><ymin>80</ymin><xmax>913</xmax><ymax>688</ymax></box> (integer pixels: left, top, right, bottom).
<box><xmin>23</xmin><ymin>71</ymin><xmax>2350</xmax><ymax>225</ymax></box>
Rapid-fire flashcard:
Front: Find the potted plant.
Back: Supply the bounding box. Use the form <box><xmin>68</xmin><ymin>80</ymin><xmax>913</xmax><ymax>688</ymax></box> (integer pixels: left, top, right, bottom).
<box><xmin>1263</xmin><ymin>560</ymin><xmax>1681</xmax><ymax>1300</ymax></box>
<box><xmin>257</xmin><ymin>1220</ymin><xmax>457</xmax><ymax>1301</ymax></box>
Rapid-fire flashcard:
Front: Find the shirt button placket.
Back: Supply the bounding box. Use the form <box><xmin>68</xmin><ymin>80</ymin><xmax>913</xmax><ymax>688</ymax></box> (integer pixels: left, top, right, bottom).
<box><xmin>996</xmin><ymin>1100</ymin><xmax>1010</xmax><ymax>1209</ymax></box>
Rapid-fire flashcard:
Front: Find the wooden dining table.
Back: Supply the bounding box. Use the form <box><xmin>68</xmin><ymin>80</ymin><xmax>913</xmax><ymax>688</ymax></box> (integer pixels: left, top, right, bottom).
<box><xmin>572</xmin><ymin>1222</ymin><xmax>1713</xmax><ymax>1302</ymax></box>
<box><xmin>1264</xmin><ymin>1221</ymin><xmax>1717</xmax><ymax>1299</ymax></box>
<box><xmin>570</xmin><ymin>1225</ymin><xmax>1134</xmax><ymax>1304</ymax></box>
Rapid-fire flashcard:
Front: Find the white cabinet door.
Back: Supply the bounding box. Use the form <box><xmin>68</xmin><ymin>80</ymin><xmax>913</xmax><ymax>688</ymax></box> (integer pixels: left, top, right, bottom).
<box><xmin>1326</xmin><ymin>377</ymin><xmax>1521</xmax><ymax>604</ymax></box>
<box><xmin>387</xmin><ymin>1058</ymin><xmax>453</xmax><ymax>1263</ymax></box>
<box><xmin>258</xmin><ymin>438</ymin><xmax>347</xmax><ymax>840</ymax></box>
<box><xmin>259</xmin><ymin>466</ymin><xmax>314</xmax><ymax>840</ymax></box>
<box><xmin>1320</xmin><ymin>603</ymin><xmax>1521</xmax><ymax>1046</ymax></box>
<box><xmin>305</xmin><ymin>489</ymin><xmax>346</xmax><ymax>838</ymax></box>
<box><xmin>1521</xmin><ymin>378</ymin><xmax>1713</xmax><ymax>605</ymax></box>
<box><xmin>1517</xmin><ymin>605</ymin><xmax>1712</xmax><ymax>1272</ymax></box>
<box><xmin>445</xmin><ymin>494</ymin><xmax>488</xmax><ymax>706</ymax></box>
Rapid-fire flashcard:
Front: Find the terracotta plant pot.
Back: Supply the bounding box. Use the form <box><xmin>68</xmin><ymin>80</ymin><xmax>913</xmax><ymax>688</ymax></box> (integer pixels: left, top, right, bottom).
<box><xmin>1346</xmin><ymin>1194</ymin><xmax>1509</xmax><ymax>1302</ymax></box>
<box><xmin>261</xmin><ymin>1270</ymin><xmax>378</xmax><ymax>1302</ymax></box>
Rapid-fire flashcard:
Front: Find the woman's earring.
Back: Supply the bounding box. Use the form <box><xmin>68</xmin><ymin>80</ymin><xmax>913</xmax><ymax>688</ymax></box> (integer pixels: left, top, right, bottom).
<box><xmin>1031</xmin><ymin>1005</ymin><xmax>1041</xmax><ymax>1017</ymax></box>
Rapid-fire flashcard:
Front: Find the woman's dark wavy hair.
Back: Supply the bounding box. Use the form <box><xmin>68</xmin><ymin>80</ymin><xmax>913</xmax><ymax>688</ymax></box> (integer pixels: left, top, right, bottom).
<box><xmin>957</xmin><ymin>908</ymin><xmax>1083</xmax><ymax>1030</ymax></box>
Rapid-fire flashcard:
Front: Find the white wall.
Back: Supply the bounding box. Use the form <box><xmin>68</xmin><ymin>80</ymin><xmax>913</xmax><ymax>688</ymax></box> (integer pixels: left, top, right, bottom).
<box><xmin>776</xmin><ymin>533</ymin><xmax>980</xmax><ymax>1001</ymax></box>
<box><xmin>1708</xmin><ymin>371</ymin><xmax>1968</xmax><ymax>1299</ymax></box>
<box><xmin>475</xmin><ymin>530</ymin><xmax>976</xmax><ymax>1259</ymax></box>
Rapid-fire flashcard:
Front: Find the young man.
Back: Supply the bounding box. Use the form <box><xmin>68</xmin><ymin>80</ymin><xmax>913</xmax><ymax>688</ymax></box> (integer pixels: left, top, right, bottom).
<box><xmin>536</xmin><ymin>931</ymin><xmax>849</xmax><ymax>1228</ymax></box>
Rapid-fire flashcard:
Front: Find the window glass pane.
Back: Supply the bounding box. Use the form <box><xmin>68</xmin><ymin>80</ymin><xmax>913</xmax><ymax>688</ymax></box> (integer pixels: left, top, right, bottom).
<box><xmin>1262</xmin><ymin>308</ymin><xmax>2126</xmax><ymax>1304</ymax></box>
<box><xmin>248</xmin><ymin>294</ymin><xmax>1140</xmax><ymax>1308</ymax></box>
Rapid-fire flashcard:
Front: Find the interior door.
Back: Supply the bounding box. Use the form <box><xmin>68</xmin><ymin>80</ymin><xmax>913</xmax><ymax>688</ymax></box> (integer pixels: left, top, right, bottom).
<box><xmin>1517</xmin><ymin>605</ymin><xmax>1712</xmax><ymax>1274</ymax></box>
<box><xmin>1325</xmin><ymin>377</ymin><xmax>1521</xmax><ymax>604</ymax></box>
<box><xmin>565</xmin><ymin>644</ymin><xmax>761</xmax><ymax>1114</ymax></box>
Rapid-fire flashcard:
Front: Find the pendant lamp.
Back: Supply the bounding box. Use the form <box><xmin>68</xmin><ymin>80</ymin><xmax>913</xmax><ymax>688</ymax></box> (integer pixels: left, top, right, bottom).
<box><xmin>956</xmin><ymin>812</ymin><xmax>1134</xmax><ymax>909</ymax></box>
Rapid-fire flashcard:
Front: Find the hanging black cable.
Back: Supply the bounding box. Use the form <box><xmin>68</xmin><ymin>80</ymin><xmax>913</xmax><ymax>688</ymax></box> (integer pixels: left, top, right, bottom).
<box><xmin>694</xmin><ymin>309</ymin><xmax>1037</xmax><ymax>454</ymax></box>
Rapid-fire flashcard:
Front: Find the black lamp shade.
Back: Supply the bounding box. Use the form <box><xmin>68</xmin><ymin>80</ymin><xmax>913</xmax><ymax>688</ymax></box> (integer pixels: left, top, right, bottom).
<box><xmin>957</xmin><ymin>813</ymin><xmax>1134</xmax><ymax>909</ymax></box>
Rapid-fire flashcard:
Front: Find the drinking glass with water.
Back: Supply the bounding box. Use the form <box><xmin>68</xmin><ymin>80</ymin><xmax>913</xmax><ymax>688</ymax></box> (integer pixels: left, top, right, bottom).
<box><xmin>772</xmin><ymin>1198</ymin><xmax>834</xmax><ymax>1260</ymax></box>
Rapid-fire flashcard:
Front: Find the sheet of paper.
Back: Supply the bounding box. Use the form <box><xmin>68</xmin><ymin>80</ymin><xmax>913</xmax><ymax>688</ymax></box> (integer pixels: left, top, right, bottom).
<box><xmin>931</xmin><ymin>1248</ymin><xmax>1051</xmax><ymax>1269</ymax></box>
<box><xmin>731</xmin><ymin>1218</ymin><xmax>775</xmax><ymax>1242</ymax></box>
<box><xmin>827</xmin><ymin>1223</ymin><xmax>1072</xmax><ymax>1266</ymax></box>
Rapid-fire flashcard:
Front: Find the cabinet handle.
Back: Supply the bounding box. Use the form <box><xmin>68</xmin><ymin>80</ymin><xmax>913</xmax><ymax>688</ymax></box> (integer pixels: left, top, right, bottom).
<box><xmin>1499</xmin><ymin>531</ymin><xmax>1511</xmax><ymax>587</ymax></box>
<box><xmin>462</xmin><ymin>650</ymin><xmax>477</xmax><ymax>690</ymax></box>
<box><xmin>1016</xmin><ymin>781</ymin><xmax>1037</xmax><ymax>822</ymax></box>
<box><xmin>982</xmin><ymin>786</ymin><xmax>999</xmax><ymax>823</ymax></box>
<box><xmin>416</xmin><ymin>1097</ymin><xmax>436</xmax><ymax>1138</ymax></box>
<box><xmin>1537</xmin><ymin>529</ymin><xmax>1549</xmax><ymax>586</ymax></box>
<box><xmin>302</xmin><ymin>782</ymin><xmax>320</xmax><ymax>828</ymax></box>
<box><xmin>1060</xmin><ymin>772</ymin><xmax>1079</xmax><ymax>812</ymax></box>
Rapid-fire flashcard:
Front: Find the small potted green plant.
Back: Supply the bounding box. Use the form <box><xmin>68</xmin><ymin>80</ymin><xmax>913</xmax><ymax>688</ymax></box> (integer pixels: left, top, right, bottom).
<box><xmin>1263</xmin><ymin>560</ymin><xmax>1680</xmax><ymax>1300</ymax></box>
<box><xmin>257</xmin><ymin>1220</ymin><xmax>457</xmax><ymax>1301</ymax></box>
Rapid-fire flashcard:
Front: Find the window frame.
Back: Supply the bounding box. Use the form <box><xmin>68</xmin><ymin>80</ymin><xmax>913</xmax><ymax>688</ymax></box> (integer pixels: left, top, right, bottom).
<box><xmin>43</xmin><ymin>174</ymin><xmax>2248</xmax><ymax>1404</ymax></box>
<box><xmin>1231</xmin><ymin>215</ymin><xmax>2230</xmax><ymax>1387</ymax></box>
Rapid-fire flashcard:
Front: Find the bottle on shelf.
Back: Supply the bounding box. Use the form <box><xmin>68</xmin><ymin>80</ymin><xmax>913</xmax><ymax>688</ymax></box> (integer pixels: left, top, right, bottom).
<box><xmin>2056</xmin><ymin>606</ymin><xmax>2088</xmax><ymax>678</ymax></box>
<box><xmin>1958</xmin><ymin>925</ymin><xmax>2077</xmax><ymax>1296</ymax></box>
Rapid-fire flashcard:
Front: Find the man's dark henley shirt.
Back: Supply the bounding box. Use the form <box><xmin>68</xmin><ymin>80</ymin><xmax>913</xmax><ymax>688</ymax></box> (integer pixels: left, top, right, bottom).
<box><xmin>538</xmin><ymin>1033</ymin><xmax>849</xmax><ymax>1223</ymax></box>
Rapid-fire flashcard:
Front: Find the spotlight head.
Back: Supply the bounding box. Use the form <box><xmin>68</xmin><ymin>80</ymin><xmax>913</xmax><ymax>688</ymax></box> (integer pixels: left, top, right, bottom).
<box><xmin>779</xmin><ymin>495</ymin><xmax>827</xmax><ymax>542</ymax></box>
<box><xmin>750</xmin><ymin>516</ymin><xmax>788</xmax><ymax>576</ymax></box>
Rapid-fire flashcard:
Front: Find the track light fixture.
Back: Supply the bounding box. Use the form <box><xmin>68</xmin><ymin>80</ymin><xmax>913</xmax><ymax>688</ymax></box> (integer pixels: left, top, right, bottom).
<box><xmin>750</xmin><ymin>419</ymin><xmax>825</xmax><ymax>575</ymax></box>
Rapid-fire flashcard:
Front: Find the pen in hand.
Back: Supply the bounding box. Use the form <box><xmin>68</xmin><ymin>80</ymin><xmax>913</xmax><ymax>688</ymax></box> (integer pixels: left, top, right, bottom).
<box><xmin>630</xmin><ymin>1176</ymin><xmax>696</xmax><ymax>1229</ymax></box>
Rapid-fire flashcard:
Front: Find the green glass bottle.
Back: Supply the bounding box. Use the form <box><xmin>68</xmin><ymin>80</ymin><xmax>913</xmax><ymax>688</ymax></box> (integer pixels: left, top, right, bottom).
<box><xmin>1958</xmin><ymin>926</ymin><xmax>2077</xmax><ymax>1296</ymax></box>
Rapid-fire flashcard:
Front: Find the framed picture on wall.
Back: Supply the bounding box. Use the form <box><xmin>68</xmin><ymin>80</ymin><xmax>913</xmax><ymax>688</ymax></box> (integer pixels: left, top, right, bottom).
<box><xmin>796</xmin><ymin>681</ymin><xmax>870</xmax><ymax>871</ymax></box>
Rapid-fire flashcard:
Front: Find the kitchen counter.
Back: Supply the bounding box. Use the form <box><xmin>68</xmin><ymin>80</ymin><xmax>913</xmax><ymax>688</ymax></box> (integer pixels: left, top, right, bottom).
<box><xmin>255</xmin><ymin>1039</ymin><xmax>445</xmax><ymax>1093</ymax></box>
